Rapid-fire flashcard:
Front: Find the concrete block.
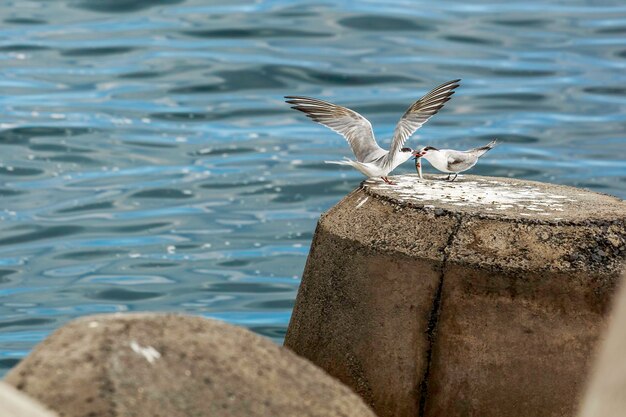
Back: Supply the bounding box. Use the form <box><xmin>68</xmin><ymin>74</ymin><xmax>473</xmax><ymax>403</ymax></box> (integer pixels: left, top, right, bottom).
<box><xmin>5</xmin><ymin>313</ymin><xmax>376</xmax><ymax>417</ymax></box>
<box><xmin>285</xmin><ymin>174</ymin><xmax>626</xmax><ymax>417</ymax></box>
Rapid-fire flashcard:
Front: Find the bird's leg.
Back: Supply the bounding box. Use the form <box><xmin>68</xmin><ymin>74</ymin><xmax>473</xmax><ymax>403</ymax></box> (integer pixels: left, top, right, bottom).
<box><xmin>446</xmin><ymin>173</ymin><xmax>451</xmax><ymax>181</ymax></box>
<box><xmin>381</xmin><ymin>176</ymin><xmax>395</xmax><ymax>185</ymax></box>
<box><xmin>450</xmin><ymin>173</ymin><xmax>458</xmax><ymax>182</ymax></box>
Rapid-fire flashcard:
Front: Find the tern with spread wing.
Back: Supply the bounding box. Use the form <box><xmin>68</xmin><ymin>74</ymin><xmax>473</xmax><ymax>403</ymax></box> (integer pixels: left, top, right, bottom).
<box><xmin>413</xmin><ymin>139</ymin><xmax>498</xmax><ymax>181</ymax></box>
<box><xmin>285</xmin><ymin>79</ymin><xmax>460</xmax><ymax>184</ymax></box>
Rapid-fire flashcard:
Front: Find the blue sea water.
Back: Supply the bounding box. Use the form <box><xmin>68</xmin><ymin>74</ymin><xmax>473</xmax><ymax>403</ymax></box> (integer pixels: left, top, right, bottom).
<box><xmin>0</xmin><ymin>0</ymin><xmax>625</xmax><ymax>375</ymax></box>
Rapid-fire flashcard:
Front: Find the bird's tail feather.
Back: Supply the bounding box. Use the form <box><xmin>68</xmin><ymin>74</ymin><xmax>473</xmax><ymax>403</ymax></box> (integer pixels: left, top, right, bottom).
<box><xmin>473</xmin><ymin>139</ymin><xmax>498</xmax><ymax>157</ymax></box>
<box><xmin>324</xmin><ymin>158</ymin><xmax>355</xmax><ymax>166</ymax></box>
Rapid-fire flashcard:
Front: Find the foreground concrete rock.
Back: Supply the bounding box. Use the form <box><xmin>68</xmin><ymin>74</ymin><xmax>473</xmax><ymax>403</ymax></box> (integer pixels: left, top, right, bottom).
<box><xmin>5</xmin><ymin>313</ymin><xmax>376</xmax><ymax>417</ymax></box>
<box><xmin>0</xmin><ymin>381</ymin><xmax>58</xmax><ymax>417</ymax></box>
<box><xmin>285</xmin><ymin>174</ymin><xmax>626</xmax><ymax>417</ymax></box>
<box><xmin>579</xmin><ymin>270</ymin><xmax>626</xmax><ymax>417</ymax></box>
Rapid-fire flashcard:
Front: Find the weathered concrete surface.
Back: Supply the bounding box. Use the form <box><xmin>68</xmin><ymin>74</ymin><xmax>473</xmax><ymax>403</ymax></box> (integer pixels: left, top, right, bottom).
<box><xmin>578</xmin><ymin>270</ymin><xmax>626</xmax><ymax>417</ymax></box>
<box><xmin>284</xmin><ymin>174</ymin><xmax>626</xmax><ymax>417</ymax></box>
<box><xmin>5</xmin><ymin>313</ymin><xmax>376</xmax><ymax>417</ymax></box>
<box><xmin>0</xmin><ymin>381</ymin><xmax>59</xmax><ymax>417</ymax></box>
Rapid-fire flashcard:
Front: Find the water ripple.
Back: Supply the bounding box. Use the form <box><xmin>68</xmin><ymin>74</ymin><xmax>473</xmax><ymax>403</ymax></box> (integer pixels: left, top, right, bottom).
<box><xmin>0</xmin><ymin>0</ymin><xmax>625</xmax><ymax>376</ymax></box>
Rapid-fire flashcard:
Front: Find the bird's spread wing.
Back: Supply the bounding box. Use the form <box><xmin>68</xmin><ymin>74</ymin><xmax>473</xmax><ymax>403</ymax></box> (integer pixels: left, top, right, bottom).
<box><xmin>446</xmin><ymin>151</ymin><xmax>475</xmax><ymax>171</ymax></box>
<box><xmin>285</xmin><ymin>96</ymin><xmax>386</xmax><ymax>163</ymax></box>
<box><xmin>385</xmin><ymin>79</ymin><xmax>460</xmax><ymax>167</ymax></box>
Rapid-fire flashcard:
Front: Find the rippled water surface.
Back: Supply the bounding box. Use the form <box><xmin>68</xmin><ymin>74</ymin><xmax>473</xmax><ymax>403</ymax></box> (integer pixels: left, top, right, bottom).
<box><xmin>1</xmin><ymin>0</ymin><xmax>625</xmax><ymax>374</ymax></box>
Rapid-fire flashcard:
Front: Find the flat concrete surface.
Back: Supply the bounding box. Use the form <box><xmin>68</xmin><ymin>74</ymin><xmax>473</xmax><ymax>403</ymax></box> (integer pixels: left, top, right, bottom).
<box><xmin>0</xmin><ymin>381</ymin><xmax>58</xmax><ymax>417</ymax></box>
<box><xmin>285</xmin><ymin>174</ymin><xmax>626</xmax><ymax>417</ymax></box>
<box><xmin>5</xmin><ymin>313</ymin><xmax>376</xmax><ymax>417</ymax></box>
<box><xmin>579</xmin><ymin>270</ymin><xmax>626</xmax><ymax>417</ymax></box>
<box><xmin>364</xmin><ymin>174</ymin><xmax>625</xmax><ymax>222</ymax></box>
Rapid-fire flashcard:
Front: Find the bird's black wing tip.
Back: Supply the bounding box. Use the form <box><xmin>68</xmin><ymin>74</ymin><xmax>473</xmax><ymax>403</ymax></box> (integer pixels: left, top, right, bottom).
<box><xmin>284</xmin><ymin>95</ymin><xmax>311</xmax><ymax>101</ymax></box>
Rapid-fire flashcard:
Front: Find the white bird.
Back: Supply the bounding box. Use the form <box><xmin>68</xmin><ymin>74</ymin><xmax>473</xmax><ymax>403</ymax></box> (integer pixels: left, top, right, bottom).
<box><xmin>413</xmin><ymin>139</ymin><xmax>498</xmax><ymax>181</ymax></box>
<box><xmin>285</xmin><ymin>79</ymin><xmax>460</xmax><ymax>184</ymax></box>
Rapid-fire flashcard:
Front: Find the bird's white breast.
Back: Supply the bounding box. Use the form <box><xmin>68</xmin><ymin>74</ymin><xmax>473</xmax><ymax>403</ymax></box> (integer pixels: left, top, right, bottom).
<box><xmin>424</xmin><ymin>151</ymin><xmax>453</xmax><ymax>173</ymax></box>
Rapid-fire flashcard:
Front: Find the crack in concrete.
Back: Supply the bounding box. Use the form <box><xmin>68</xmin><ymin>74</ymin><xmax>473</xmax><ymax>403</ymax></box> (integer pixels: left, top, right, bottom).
<box><xmin>418</xmin><ymin>214</ymin><xmax>463</xmax><ymax>417</ymax></box>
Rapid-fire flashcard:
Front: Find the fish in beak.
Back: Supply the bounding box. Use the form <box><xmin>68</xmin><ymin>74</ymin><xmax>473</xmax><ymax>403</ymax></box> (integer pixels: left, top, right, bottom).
<box><xmin>412</xmin><ymin>151</ymin><xmax>424</xmax><ymax>179</ymax></box>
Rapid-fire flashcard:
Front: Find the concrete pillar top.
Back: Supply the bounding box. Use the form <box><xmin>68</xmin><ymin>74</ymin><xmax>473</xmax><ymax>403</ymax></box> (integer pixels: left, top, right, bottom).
<box><xmin>287</xmin><ymin>174</ymin><xmax>626</xmax><ymax>417</ymax></box>
<box><xmin>363</xmin><ymin>174</ymin><xmax>625</xmax><ymax>223</ymax></box>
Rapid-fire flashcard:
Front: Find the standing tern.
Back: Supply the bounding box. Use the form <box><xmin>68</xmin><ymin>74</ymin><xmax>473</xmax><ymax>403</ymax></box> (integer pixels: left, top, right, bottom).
<box><xmin>413</xmin><ymin>139</ymin><xmax>498</xmax><ymax>181</ymax></box>
<box><xmin>285</xmin><ymin>79</ymin><xmax>460</xmax><ymax>184</ymax></box>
